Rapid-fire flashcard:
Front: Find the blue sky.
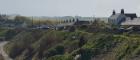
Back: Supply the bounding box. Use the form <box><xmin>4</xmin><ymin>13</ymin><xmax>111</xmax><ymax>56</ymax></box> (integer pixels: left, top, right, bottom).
<box><xmin>0</xmin><ymin>0</ymin><xmax>140</xmax><ymax>17</ymax></box>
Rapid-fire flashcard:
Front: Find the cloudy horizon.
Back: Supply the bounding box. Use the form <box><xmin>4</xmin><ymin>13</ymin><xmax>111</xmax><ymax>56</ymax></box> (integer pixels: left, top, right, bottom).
<box><xmin>0</xmin><ymin>0</ymin><xmax>140</xmax><ymax>17</ymax></box>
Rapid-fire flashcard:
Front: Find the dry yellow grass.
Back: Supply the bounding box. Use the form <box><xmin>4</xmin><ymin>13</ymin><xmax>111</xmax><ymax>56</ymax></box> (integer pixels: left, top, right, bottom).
<box><xmin>32</xmin><ymin>19</ymin><xmax>63</xmax><ymax>25</ymax></box>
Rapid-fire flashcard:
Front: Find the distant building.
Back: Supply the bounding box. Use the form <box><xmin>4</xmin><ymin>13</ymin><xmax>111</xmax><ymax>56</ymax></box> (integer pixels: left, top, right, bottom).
<box><xmin>121</xmin><ymin>18</ymin><xmax>140</xmax><ymax>26</ymax></box>
<box><xmin>0</xmin><ymin>14</ymin><xmax>8</xmax><ymax>20</ymax></box>
<box><xmin>108</xmin><ymin>9</ymin><xmax>137</xmax><ymax>25</ymax></box>
<box><xmin>74</xmin><ymin>20</ymin><xmax>90</xmax><ymax>25</ymax></box>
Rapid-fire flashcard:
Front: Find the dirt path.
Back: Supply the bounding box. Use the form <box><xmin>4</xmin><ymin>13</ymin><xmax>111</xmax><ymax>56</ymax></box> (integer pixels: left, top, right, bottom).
<box><xmin>0</xmin><ymin>41</ymin><xmax>13</xmax><ymax>60</ymax></box>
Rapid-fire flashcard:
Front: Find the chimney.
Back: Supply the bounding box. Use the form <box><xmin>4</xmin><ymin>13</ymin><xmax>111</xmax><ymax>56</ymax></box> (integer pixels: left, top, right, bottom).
<box><xmin>112</xmin><ymin>10</ymin><xmax>116</xmax><ymax>15</ymax></box>
<box><xmin>121</xmin><ymin>9</ymin><xmax>124</xmax><ymax>14</ymax></box>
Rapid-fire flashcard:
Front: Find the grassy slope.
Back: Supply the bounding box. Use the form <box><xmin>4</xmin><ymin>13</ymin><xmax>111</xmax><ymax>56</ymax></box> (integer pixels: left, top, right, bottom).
<box><xmin>2</xmin><ymin>18</ymin><xmax>140</xmax><ymax>60</ymax></box>
<box><xmin>3</xmin><ymin>29</ymin><xmax>140</xmax><ymax>60</ymax></box>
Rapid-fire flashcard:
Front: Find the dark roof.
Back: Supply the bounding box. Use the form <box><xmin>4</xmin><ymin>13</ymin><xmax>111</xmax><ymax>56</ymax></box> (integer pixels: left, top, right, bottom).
<box><xmin>109</xmin><ymin>13</ymin><xmax>121</xmax><ymax>19</ymax></box>
<box><xmin>125</xmin><ymin>13</ymin><xmax>137</xmax><ymax>19</ymax></box>
<box><xmin>109</xmin><ymin>13</ymin><xmax>126</xmax><ymax>20</ymax></box>
<box><xmin>74</xmin><ymin>21</ymin><xmax>90</xmax><ymax>25</ymax></box>
<box><xmin>109</xmin><ymin>13</ymin><xmax>137</xmax><ymax>20</ymax></box>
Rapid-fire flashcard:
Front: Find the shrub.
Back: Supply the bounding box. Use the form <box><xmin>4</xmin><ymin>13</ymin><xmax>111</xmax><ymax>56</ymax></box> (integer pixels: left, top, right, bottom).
<box><xmin>47</xmin><ymin>45</ymin><xmax>64</xmax><ymax>58</ymax></box>
<box><xmin>47</xmin><ymin>55</ymin><xmax>73</xmax><ymax>60</ymax></box>
<box><xmin>79</xmin><ymin>48</ymin><xmax>93</xmax><ymax>60</ymax></box>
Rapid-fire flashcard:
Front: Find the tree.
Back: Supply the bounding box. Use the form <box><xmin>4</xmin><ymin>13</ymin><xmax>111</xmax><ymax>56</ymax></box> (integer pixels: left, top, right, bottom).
<box><xmin>14</xmin><ymin>16</ymin><xmax>31</xmax><ymax>27</ymax></box>
<box><xmin>14</xmin><ymin>16</ymin><xmax>29</xmax><ymax>23</ymax></box>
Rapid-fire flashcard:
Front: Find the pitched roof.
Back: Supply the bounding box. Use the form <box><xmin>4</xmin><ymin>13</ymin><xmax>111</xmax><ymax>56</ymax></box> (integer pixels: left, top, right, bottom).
<box><xmin>109</xmin><ymin>13</ymin><xmax>125</xmax><ymax>20</ymax></box>
<box><xmin>74</xmin><ymin>21</ymin><xmax>90</xmax><ymax>25</ymax></box>
<box><xmin>125</xmin><ymin>13</ymin><xmax>137</xmax><ymax>19</ymax></box>
<box><xmin>109</xmin><ymin>13</ymin><xmax>137</xmax><ymax>20</ymax></box>
<box><xmin>121</xmin><ymin>18</ymin><xmax>140</xmax><ymax>25</ymax></box>
<box><xmin>109</xmin><ymin>13</ymin><xmax>120</xmax><ymax>19</ymax></box>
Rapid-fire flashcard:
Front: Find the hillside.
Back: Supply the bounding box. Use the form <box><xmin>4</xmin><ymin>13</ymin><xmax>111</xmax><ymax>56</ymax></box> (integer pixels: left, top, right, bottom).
<box><xmin>3</xmin><ymin>21</ymin><xmax>140</xmax><ymax>60</ymax></box>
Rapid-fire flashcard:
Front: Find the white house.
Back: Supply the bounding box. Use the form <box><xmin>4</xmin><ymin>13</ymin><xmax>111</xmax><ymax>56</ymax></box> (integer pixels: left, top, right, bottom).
<box><xmin>108</xmin><ymin>9</ymin><xmax>137</xmax><ymax>25</ymax></box>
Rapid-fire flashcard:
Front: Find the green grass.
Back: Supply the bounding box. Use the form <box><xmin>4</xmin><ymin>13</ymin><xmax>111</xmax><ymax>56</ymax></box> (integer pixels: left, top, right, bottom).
<box><xmin>3</xmin><ymin>21</ymin><xmax>140</xmax><ymax>60</ymax></box>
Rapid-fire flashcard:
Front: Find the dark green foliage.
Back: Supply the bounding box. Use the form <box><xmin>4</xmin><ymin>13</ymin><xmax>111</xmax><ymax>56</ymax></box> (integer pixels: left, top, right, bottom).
<box><xmin>5</xmin><ymin>29</ymin><xmax>20</xmax><ymax>40</ymax></box>
<box><xmin>4</xmin><ymin>24</ymin><xmax>140</xmax><ymax>60</ymax></box>
<box><xmin>47</xmin><ymin>45</ymin><xmax>64</xmax><ymax>57</ymax></box>
<box><xmin>86</xmin><ymin>20</ymin><xmax>111</xmax><ymax>33</ymax></box>
<box><xmin>47</xmin><ymin>55</ymin><xmax>73</xmax><ymax>60</ymax></box>
<box><xmin>79</xmin><ymin>36</ymin><xmax>86</xmax><ymax>47</ymax></box>
<box><xmin>68</xmin><ymin>26</ymin><xmax>75</xmax><ymax>32</ymax></box>
<box><xmin>80</xmin><ymin>48</ymin><xmax>93</xmax><ymax>60</ymax></box>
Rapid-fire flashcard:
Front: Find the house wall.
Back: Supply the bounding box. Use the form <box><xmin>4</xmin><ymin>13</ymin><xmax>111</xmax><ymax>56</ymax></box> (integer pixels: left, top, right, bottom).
<box><xmin>108</xmin><ymin>14</ymin><xmax>126</xmax><ymax>25</ymax></box>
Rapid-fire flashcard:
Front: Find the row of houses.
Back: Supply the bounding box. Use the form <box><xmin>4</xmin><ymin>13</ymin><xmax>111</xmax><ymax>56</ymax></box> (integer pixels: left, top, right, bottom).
<box><xmin>0</xmin><ymin>15</ymin><xmax>28</xmax><ymax>29</ymax></box>
<box><xmin>1</xmin><ymin>9</ymin><xmax>139</xmax><ymax>30</ymax></box>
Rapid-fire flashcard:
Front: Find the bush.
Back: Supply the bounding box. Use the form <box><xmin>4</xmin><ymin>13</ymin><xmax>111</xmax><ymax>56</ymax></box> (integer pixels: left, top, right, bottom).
<box><xmin>5</xmin><ymin>29</ymin><xmax>140</xmax><ymax>60</ymax></box>
<box><xmin>5</xmin><ymin>29</ymin><xmax>19</xmax><ymax>40</ymax></box>
<box><xmin>79</xmin><ymin>48</ymin><xmax>93</xmax><ymax>60</ymax></box>
<box><xmin>47</xmin><ymin>45</ymin><xmax>64</xmax><ymax>58</ymax></box>
<box><xmin>68</xmin><ymin>26</ymin><xmax>75</xmax><ymax>32</ymax></box>
<box><xmin>47</xmin><ymin>55</ymin><xmax>73</xmax><ymax>60</ymax></box>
